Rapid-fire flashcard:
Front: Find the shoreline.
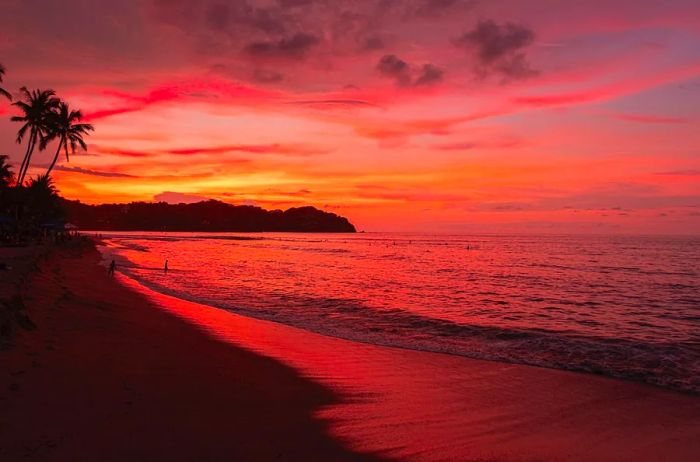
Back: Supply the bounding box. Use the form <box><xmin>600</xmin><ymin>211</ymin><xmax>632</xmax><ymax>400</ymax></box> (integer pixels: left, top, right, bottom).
<box><xmin>99</xmin><ymin>235</ymin><xmax>699</xmax><ymax>397</ymax></box>
<box><xmin>119</xmin><ymin>266</ymin><xmax>700</xmax><ymax>462</ymax></box>
<box><xmin>2</xmin><ymin>240</ymin><xmax>700</xmax><ymax>461</ymax></box>
<box><xmin>0</xmin><ymin>241</ymin><xmax>386</xmax><ymax>461</ymax></box>
<box><xmin>115</xmin><ymin>264</ymin><xmax>700</xmax><ymax>397</ymax></box>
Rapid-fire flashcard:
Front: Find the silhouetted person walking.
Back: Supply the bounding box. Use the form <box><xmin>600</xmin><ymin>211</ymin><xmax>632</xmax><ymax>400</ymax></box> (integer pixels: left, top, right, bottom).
<box><xmin>164</xmin><ymin>259</ymin><xmax>168</xmax><ymax>273</ymax></box>
<box><xmin>108</xmin><ymin>259</ymin><xmax>116</xmax><ymax>276</ymax></box>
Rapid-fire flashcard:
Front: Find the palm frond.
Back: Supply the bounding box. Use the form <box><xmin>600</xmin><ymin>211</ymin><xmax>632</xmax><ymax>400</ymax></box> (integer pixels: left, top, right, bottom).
<box><xmin>11</xmin><ymin>101</ymin><xmax>31</xmax><ymax>112</ymax></box>
<box><xmin>14</xmin><ymin>123</ymin><xmax>30</xmax><ymax>143</ymax></box>
<box><xmin>40</xmin><ymin>100</ymin><xmax>94</xmax><ymax>172</ymax></box>
<box><xmin>0</xmin><ymin>154</ymin><xmax>15</xmax><ymax>186</ymax></box>
<box><xmin>0</xmin><ymin>64</ymin><xmax>9</xmax><ymax>100</ymax></box>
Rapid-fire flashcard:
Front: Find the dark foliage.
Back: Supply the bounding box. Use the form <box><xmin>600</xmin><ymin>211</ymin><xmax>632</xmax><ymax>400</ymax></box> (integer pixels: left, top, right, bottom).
<box><xmin>61</xmin><ymin>199</ymin><xmax>356</xmax><ymax>233</ymax></box>
<box><xmin>1</xmin><ymin>173</ymin><xmax>65</xmax><ymax>241</ymax></box>
<box><xmin>0</xmin><ymin>63</ymin><xmax>11</xmax><ymax>100</ymax></box>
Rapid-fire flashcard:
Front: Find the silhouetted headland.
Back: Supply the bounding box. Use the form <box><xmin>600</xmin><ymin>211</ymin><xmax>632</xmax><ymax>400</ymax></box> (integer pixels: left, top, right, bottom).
<box><xmin>61</xmin><ymin>199</ymin><xmax>356</xmax><ymax>232</ymax></box>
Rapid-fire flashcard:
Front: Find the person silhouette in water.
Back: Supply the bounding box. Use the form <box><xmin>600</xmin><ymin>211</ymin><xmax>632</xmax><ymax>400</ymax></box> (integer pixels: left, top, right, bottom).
<box><xmin>164</xmin><ymin>259</ymin><xmax>168</xmax><ymax>273</ymax></box>
<box><xmin>108</xmin><ymin>259</ymin><xmax>116</xmax><ymax>276</ymax></box>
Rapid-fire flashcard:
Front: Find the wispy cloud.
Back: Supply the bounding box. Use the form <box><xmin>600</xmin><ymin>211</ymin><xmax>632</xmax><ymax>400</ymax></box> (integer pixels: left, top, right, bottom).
<box><xmin>163</xmin><ymin>144</ymin><xmax>328</xmax><ymax>156</ymax></box>
<box><xmin>52</xmin><ymin>165</ymin><xmax>137</xmax><ymax>178</ymax></box>
<box><xmin>655</xmin><ymin>169</ymin><xmax>700</xmax><ymax>176</ymax></box>
<box><xmin>613</xmin><ymin>113</ymin><xmax>688</xmax><ymax>124</ymax></box>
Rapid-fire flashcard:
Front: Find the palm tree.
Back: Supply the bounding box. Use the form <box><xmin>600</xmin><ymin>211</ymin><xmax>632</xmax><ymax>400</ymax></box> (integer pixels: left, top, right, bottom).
<box><xmin>11</xmin><ymin>87</ymin><xmax>60</xmax><ymax>186</ymax></box>
<box><xmin>0</xmin><ymin>155</ymin><xmax>14</xmax><ymax>188</ymax></box>
<box><xmin>0</xmin><ymin>64</ymin><xmax>11</xmax><ymax>100</ymax></box>
<box><xmin>43</xmin><ymin>102</ymin><xmax>94</xmax><ymax>176</ymax></box>
<box><xmin>25</xmin><ymin>174</ymin><xmax>63</xmax><ymax>224</ymax></box>
<box><xmin>0</xmin><ymin>154</ymin><xmax>17</xmax><ymax>223</ymax></box>
<box><xmin>27</xmin><ymin>174</ymin><xmax>58</xmax><ymax>196</ymax></box>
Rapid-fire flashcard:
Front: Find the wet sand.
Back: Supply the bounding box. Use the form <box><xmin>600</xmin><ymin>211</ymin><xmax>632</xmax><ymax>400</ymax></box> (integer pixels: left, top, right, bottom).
<box><xmin>129</xmin><ymin>276</ymin><xmax>700</xmax><ymax>462</ymax></box>
<box><xmin>2</xmin><ymin>241</ymin><xmax>700</xmax><ymax>461</ymax></box>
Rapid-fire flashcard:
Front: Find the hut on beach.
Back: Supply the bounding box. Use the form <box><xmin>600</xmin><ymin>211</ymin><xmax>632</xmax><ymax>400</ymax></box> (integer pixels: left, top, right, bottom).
<box><xmin>39</xmin><ymin>221</ymin><xmax>80</xmax><ymax>241</ymax></box>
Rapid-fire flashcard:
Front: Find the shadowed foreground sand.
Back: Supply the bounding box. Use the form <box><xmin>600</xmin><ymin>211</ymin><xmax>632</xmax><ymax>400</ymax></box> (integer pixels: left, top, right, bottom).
<box><xmin>0</xmin><ymin>242</ymin><xmax>387</xmax><ymax>461</ymax></box>
<box><xmin>2</xmin><ymin>241</ymin><xmax>700</xmax><ymax>461</ymax></box>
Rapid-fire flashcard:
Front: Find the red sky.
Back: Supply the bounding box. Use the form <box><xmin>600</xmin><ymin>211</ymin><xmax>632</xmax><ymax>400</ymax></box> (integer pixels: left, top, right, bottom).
<box><xmin>1</xmin><ymin>0</ymin><xmax>699</xmax><ymax>233</ymax></box>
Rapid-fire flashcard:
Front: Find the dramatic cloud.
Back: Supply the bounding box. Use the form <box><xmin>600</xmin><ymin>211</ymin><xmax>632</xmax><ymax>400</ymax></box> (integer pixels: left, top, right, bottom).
<box><xmin>376</xmin><ymin>54</ymin><xmax>412</xmax><ymax>86</ymax></box>
<box><xmin>244</xmin><ymin>33</ymin><xmax>320</xmax><ymax>60</ymax></box>
<box><xmin>415</xmin><ymin>64</ymin><xmax>444</xmax><ymax>86</ymax></box>
<box><xmin>157</xmin><ymin>0</ymin><xmax>289</xmax><ymax>36</ymax></box>
<box><xmin>83</xmin><ymin>80</ymin><xmax>283</xmax><ymax>121</ymax></box>
<box><xmin>456</xmin><ymin>20</ymin><xmax>535</xmax><ymax>64</ymax></box>
<box><xmin>454</xmin><ymin>20</ymin><xmax>537</xmax><ymax>79</ymax></box>
<box><xmin>376</xmin><ymin>55</ymin><xmax>444</xmax><ymax>87</ymax></box>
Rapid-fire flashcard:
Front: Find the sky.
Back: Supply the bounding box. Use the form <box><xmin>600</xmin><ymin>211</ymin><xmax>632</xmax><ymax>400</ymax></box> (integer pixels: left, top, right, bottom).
<box><xmin>0</xmin><ymin>0</ymin><xmax>699</xmax><ymax>234</ymax></box>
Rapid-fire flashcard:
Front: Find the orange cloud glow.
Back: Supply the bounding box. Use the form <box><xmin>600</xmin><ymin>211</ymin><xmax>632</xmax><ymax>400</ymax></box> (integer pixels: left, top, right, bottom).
<box><xmin>0</xmin><ymin>0</ymin><xmax>698</xmax><ymax>233</ymax></box>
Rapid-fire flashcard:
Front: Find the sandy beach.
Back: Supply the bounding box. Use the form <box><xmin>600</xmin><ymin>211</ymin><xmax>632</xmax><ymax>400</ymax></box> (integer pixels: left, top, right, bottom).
<box><xmin>2</xmin><ymin>240</ymin><xmax>700</xmax><ymax>461</ymax></box>
<box><xmin>1</xmin><ymin>241</ymin><xmax>385</xmax><ymax>461</ymax></box>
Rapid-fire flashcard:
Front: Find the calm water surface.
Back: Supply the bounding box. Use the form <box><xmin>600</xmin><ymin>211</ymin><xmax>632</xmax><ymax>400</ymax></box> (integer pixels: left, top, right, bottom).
<box><xmin>100</xmin><ymin>232</ymin><xmax>700</xmax><ymax>393</ymax></box>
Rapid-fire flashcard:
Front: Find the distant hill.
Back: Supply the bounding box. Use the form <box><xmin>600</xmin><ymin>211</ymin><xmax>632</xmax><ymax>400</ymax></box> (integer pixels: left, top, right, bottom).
<box><xmin>61</xmin><ymin>199</ymin><xmax>356</xmax><ymax>233</ymax></box>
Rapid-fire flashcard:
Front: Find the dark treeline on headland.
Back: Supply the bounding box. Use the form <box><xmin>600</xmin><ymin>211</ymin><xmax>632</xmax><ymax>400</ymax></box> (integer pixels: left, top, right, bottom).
<box><xmin>0</xmin><ymin>62</ymin><xmax>355</xmax><ymax>238</ymax></box>
<box><xmin>62</xmin><ymin>199</ymin><xmax>356</xmax><ymax>233</ymax></box>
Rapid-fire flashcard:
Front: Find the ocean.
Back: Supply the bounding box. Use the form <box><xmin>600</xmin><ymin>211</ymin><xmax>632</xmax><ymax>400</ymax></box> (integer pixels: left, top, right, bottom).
<box><xmin>99</xmin><ymin>232</ymin><xmax>700</xmax><ymax>393</ymax></box>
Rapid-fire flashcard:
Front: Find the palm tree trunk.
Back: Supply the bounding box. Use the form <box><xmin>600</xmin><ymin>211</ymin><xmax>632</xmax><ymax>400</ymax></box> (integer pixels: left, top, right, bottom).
<box><xmin>16</xmin><ymin>134</ymin><xmax>31</xmax><ymax>186</ymax></box>
<box><xmin>17</xmin><ymin>137</ymin><xmax>34</xmax><ymax>185</ymax></box>
<box><xmin>16</xmin><ymin>130</ymin><xmax>36</xmax><ymax>187</ymax></box>
<box><xmin>46</xmin><ymin>138</ymin><xmax>64</xmax><ymax>176</ymax></box>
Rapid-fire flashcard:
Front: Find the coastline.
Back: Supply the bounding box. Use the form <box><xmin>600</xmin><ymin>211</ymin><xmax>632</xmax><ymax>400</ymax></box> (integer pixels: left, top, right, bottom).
<box><xmin>2</xmin><ymin>240</ymin><xmax>700</xmax><ymax>461</ymax></box>
<box><xmin>0</xmin><ymin>241</ymin><xmax>385</xmax><ymax>461</ymax></box>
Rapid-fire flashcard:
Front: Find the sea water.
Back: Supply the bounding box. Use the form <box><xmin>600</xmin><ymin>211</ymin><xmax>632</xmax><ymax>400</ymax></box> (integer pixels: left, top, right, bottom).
<box><xmin>100</xmin><ymin>232</ymin><xmax>700</xmax><ymax>393</ymax></box>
